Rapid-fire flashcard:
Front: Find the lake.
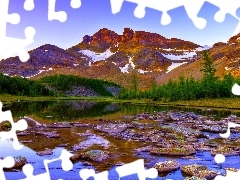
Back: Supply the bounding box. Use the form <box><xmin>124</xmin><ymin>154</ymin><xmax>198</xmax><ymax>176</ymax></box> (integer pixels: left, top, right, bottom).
<box><xmin>1</xmin><ymin>100</ymin><xmax>240</xmax><ymax>180</ymax></box>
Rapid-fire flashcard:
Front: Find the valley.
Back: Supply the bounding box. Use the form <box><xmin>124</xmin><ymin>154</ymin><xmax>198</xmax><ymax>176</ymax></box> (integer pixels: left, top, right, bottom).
<box><xmin>1</xmin><ymin>28</ymin><xmax>240</xmax><ymax>180</ymax></box>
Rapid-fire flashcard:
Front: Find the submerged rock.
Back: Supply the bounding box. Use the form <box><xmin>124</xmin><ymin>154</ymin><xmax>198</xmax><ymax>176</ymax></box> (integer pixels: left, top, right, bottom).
<box><xmin>82</xmin><ymin>161</ymin><xmax>92</xmax><ymax>166</ymax></box>
<box><xmin>3</xmin><ymin>156</ymin><xmax>27</xmax><ymax>171</ymax></box>
<box><xmin>210</xmin><ymin>147</ymin><xmax>239</xmax><ymax>156</ymax></box>
<box><xmin>95</xmin><ymin>123</ymin><xmax>128</xmax><ymax>135</ymax></box>
<box><xmin>70</xmin><ymin>154</ymin><xmax>82</xmax><ymax>162</ymax></box>
<box><xmin>57</xmin><ymin>143</ymin><xmax>68</xmax><ymax>147</ymax></box>
<box><xmin>150</xmin><ymin>147</ymin><xmax>196</xmax><ymax>156</ymax></box>
<box><xmin>37</xmin><ymin>149</ymin><xmax>53</xmax><ymax>156</ymax></box>
<box><xmin>16</xmin><ymin>132</ymin><xmax>30</xmax><ymax>136</ymax></box>
<box><xmin>181</xmin><ymin>164</ymin><xmax>219</xmax><ymax>179</ymax></box>
<box><xmin>73</xmin><ymin>135</ymin><xmax>110</xmax><ymax>150</ymax></box>
<box><xmin>185</xmin><ymin>176</ymin><xmax>207</xmax><ymax>180</ymax></box>
<box><xmin>47</xmin><ymin>122</ymin><xmax>72</xmax><ymax>128</ymax></box>
<box><xmin>135</xmin><ymin>145</ymin><xmax>153</xmax><ymax>152</ymax></box>
<box><xmin>81</xmin><ymin>150</ymin><xmax>109</xmax><ymax>162</ymax></box>
<box><xmin>154</xmin><ymin>160</ymin><xmax>180</xmax><ymax>173</ymax></box>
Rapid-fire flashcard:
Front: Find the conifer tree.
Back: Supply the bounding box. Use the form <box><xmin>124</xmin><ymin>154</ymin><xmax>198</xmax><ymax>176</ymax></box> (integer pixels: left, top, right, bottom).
<box><xmin>200</xmin><ymin>50</ymin><xmax>217</xmax><ymax>98</ymax></box>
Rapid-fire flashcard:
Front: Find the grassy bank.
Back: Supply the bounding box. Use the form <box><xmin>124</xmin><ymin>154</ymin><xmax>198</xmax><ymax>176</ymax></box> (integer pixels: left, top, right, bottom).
<box><xmin>1</xmin><ymin>94</ymin><xmax>240</xmax><ymax>112</ymax></box>
<box><xmin>0</xmin><ymin>94</ymin><xmax>114</xmax><ymax>102</ymax></box>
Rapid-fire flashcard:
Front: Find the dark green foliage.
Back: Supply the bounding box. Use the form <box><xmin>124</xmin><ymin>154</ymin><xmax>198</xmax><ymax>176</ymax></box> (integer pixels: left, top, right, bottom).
<box><xmin>40</xmin><ymin>74</ymin><xmax>120</xmax><ymax>97</ymax></box>
<box><xmin>118</xmin><ymin>51</ymin><xmax>238</xmax><ymax>101</ymax></box>
<box><xmin>0</xmin><ymin>73</ymin><xmax>52</xmax><ymax>97</ymax></box>
<box><xmin>201</xmin><ymin>50</ymin><xmax>216</xmax><ymax>79</ymax></box>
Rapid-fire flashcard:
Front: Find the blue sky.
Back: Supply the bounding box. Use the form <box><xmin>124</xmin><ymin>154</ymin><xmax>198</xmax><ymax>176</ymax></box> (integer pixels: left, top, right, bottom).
<box><xmin>7</xmin><ymin>0</ymin><xmax>240</xmax><ymax>50</ymax></box>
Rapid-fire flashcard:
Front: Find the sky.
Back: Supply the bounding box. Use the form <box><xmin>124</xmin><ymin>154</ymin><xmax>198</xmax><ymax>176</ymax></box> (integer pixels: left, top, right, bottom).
<box><xmin>7</xmin><ymin>0</ymin><xmax>240</xmax><ymax>51</ymax></box>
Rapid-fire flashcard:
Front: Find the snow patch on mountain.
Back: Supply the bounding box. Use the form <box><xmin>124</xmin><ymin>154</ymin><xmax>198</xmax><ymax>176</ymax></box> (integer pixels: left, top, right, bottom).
<box><xmin>162</xmin><ymin>48</ymin><xmax>193</xmax><ymax>52</ymax></box>
<box><xmin>162</xmin><ymin>46</ymin><xmax>211</xmax><ymax>61</ymax></box>
<box><xmin>162</xmin><ymin>51</ymin><xmax>197</xmax><ymax>60</ymax></box>
<box><xmin>167</xmin><ymin>62</ymin><xmax>188</xmax><ymax>73</ymax></box>
<box><xmin>196</xmin><ymin>45</ymin><xmax>212</xmax><ymax>51</ymax></box>
<box><xmin>79</xmin><ymin>49</ymin><xmax>115</xmax><ymax>63</ymax></box>
<box><xmin>119</xmin><ymin>64</ymin><xmax>129</xmax><ymax>73</ymax></box>
<box><xmin>119</xmin><ymin>57</ymin><xmax>135</xmax><ymax>73</ymax></box>
<box><xmin>138</xmin><ymin>69</ymin><xmax>152</xmax><ymax>74</ymax></box>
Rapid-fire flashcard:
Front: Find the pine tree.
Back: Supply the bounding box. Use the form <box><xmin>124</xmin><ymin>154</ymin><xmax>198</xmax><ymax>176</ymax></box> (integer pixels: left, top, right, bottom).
<box><xmin>131</xmin><ymin>74</ymin><xmax>138</xmax><ymax>97</ymax></box>
<box><xmin>200</xmin><ymin>50</ymin><xmax>217</xmax><ymax>98</ymax></box>
<box><xmin>201</xmin><ymin>50</ymin><xmax>216</xmax><ymax>80</ymax></box>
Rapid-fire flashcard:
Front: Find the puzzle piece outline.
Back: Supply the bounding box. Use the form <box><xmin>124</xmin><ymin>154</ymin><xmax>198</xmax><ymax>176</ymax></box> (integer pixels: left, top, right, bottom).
<box><xmin>0</xmin><ymin>0</ymin><xmax>82</xmax><ymax>62</ymax></box>
<box><xmin>1</xmin><ymin>0</ymin><xmax>240</xmax><ymax>179</ymax></box>
<box><xmin>0</xmin><ymin>0</ymin><xmax>36</xmax><ymax>62</ymax></box>
<box><xmin>0</xmin><ymin>101</ymin><xmax>28</xmax><ymax>150</ymax></box>
<box><xmin>213</xmin><ymin>120</ymin><xmax>240</xmax><ymax>179</ymax></box>
<box><xmin>21</xmin><ymin>149</ymin><xmax>73</xmax><ymax>180</ymax></box>
<box><xmin>0</xmin><ymin>156</ymin><xmax>15</xmax><ymax>180</ymax></box>
<box><xmin>79</xmin><ymin>159</ymin><xmax>158</xmax><ymax>180</ymax></box>
<box><xmin>110</xmin><ymin>0</ymin><xmax>240</xmax><ymax>33</ymax></box>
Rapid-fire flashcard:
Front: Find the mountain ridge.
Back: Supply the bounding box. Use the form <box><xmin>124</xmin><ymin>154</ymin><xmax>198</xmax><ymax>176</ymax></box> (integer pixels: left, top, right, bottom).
<box><xmin>1</xmin><ymin>27</ymin><xmax>236</xmax><ymax>90</ymax></box>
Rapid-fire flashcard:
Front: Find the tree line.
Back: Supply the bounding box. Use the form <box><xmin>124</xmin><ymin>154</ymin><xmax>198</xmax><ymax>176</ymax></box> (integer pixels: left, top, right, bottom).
<box><xmin>0</xmin><ymin>74</ymin><xmax>53</xmax><ymax>97</ymax></box>
<box><xmin>118</xmin><ymin>50</ymin><xmax>239</xmax><ymax>101</ymax></box>
<box><xmin>40</xmin><ymin>74</ymin><xmax>120</xmax><ymax>97</ymax></box>
<box><xmin>0</xmin><ymin>74</ymin><xmax>120</xmax><ymax>97</ymax></box>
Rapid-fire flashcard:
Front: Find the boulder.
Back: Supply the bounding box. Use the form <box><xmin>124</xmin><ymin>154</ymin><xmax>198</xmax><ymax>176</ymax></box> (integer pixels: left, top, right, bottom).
<box><xmin>81</xmin><ymin>150</ymin><xmax>109</xmax><ymax>162</ymax></box>
<box><xmin>154</xmin><ymin>160</ymin><xmax>180</xmax><ymax>173</ymax></box>
<box><xmin>181</xmin><ymin>164</ymin><xmax>219</xmax><ymax>179</ymax></box>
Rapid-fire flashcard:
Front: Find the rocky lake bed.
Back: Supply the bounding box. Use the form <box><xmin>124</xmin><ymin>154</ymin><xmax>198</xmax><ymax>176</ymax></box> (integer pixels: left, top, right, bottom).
<box><xmin>1</xmin><ymin>101</ymin><xmax>240</xmax><ymax>179</ymax></box>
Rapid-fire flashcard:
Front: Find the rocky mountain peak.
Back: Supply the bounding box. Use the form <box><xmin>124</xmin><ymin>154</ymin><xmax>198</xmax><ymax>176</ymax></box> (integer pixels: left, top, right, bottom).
<box><xmin>91</xmin><ymin>28</ymin><xmax>119</xmax><ymax>44</ymax></box>
<box><xmin>228</xmin><ymin>32</ymin><xmax>240</xmax><ymax>43</ymax></box>
<box><xmin>121</xmin><ymin>28</ymin><xmax>134</xmax><ymax>42</ymax></box>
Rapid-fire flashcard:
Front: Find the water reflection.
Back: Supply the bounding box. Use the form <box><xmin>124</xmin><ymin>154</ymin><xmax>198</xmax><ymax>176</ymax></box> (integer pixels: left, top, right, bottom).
<box><xmin>2</xmin><ymin>101</ymin><xmax>240</xmax><ymax>179</ymax></box>
<box><xmin>4</xmin><ymin>101</ymin><xmax>239</xmax><ymax>122</ymax></box>
<box><xmin>4</xmin><ymin>101</ymin><xmax>120</xmax><ymax>121</ymax></box>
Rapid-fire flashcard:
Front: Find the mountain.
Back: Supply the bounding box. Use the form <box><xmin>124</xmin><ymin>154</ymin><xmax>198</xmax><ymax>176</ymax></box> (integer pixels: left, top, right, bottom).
<box><xmin>0</xmin><ymin>28</ymin><xmax>211</xmax><ymax>89</ymax></box>
<box><xmin>156</xmin><ymin>33</ymin><xmax>240</xmax><ymax>84</ymax></box>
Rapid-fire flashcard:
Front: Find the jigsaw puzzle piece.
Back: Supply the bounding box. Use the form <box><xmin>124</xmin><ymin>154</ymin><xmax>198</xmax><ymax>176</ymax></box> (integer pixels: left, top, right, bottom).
<box><xmin>0</xmin><ymin>0</ymin><xmax>35</xmax><ymax>62</ymax></box>
<box><xmin>109</xmin><ymin>0</ymin><xmax>216</xmax><ymax>27</ymax></box>
<box><xmin>70</xmin><ymin>0</ymin><xmax>81</xmax><ymax>9</ymax></box>
<box><xmin>135</xmin><ymin>0</ymin><xmax>186</xmax><ymax>25</ymax></box>
<box><xmin>115</xmin><ymin>159</ymin><xmax>158</xmax><ymax>180</ymax></box>
<box><xmin>182</xmin><ymin>0</ymin><xmax>207</xmax><ymax>29</ymax></box>
<box><xmin>214</xmin><ymin>154</ymin><xmax>225</xmax><ymax>164</ymax></box>
<box><xmin>207</xmin><ymin>0</ymin><xmax>240</xmax><ymax>22</ymax></box>
<box><xmin>0</xmin><ymin>27</ymin><xmax>36</xmax><ymax>62</ymax></box>
<box><xmin>48</xmin><ymin>0</ymin><xmax>67</xmax><ymax>22</ymax></box>
<box><xmin>206</xmin><ymin>0</ymin><xmax>240</xmax><ymax>35</ymax></box>
<box><xmin>21</xmin><ymin>149</ymin><xmax>73</xmax><ymax>180</ymax></box>
<box><xmin>110</xmin><ymin>0</ymin><xmax>240</xmax><ymax>31</ymax></box>
<box><xmin>79</xmin><ymin>159</ymin><xmax>157</xmax><ymax>180</ymax></box>
<box><xmin>79</xmin><ymin>169</ymin><xmax>109</xmax><ymax>180</ymax></box>
<box><xmin>110</xmin><ymin>0</ymin><xmax>124</xmax><ymax>14</ymax></box>
<box><xmin>0</xmin><ymin>156</ymin><xmax>15</xmax><ymax>180</ymax></box>
<box><xmin>24</xmin><ymin>0</ymin><xmax>35</xmax><ymax>11</ymax></box>
<box><xmin>232</xmin><ymin>83</ymin><xmax>240</xmax><ymax>96</ymax></box>
<box><xmin>0</xmin><ymin>102</ymin><xmax>28</xmax><ymax>150</ymax></box>
<box><xmin>219</xmin><ymin>121</ymin><xmax>240</xmax><ymax>139</ymax></box>
<box><xmin>48</xmin><ymin>159</ymin><xmax>78</xmax><ymax>180</ymax></box>
<box><xmin>22</xmin><ymin>164</ymin><xmax>50</xmax><ymax>180</ymax></box>
<box><xmin>0</xmin><ymin>0</ymin><xmax>20</xmax><ymax>38</ymax></box>
<box><xmin>215</xmin><ymin>169</ymin><xmax>240</xmax><ymax>180</ymax></box>
<box><xmin>48</xmin><ymin>0</ymin><xmax>81</xmax><ymax>22</ymax></box>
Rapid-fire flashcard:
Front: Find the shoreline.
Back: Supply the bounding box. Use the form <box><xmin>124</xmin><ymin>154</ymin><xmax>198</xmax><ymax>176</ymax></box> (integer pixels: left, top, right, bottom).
<box><xmin>1</xmin><ymin>94</ymin><xmax>240</xmax><ymax>112</ymax></box>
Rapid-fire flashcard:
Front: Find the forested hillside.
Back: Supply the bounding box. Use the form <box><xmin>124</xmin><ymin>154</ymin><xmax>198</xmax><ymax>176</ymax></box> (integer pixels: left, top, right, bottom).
<box><xmin>40</xmin><ymin>74</ymin><xmax>121</xmax><ymax>97</ymax></box>
<box><xmin>0</xmin><ymin>73</ymin><xmax>52</xmax><ymax>97</ymax></box>
<box><xmin>119</xmin><ymin>50</ymin><xmax>240</xmax><ymax>101</ymax></box>
<box><xmin>0</xmin><ymin>74</ymin><xmax>121</xmax><ymax>97</ymax></box>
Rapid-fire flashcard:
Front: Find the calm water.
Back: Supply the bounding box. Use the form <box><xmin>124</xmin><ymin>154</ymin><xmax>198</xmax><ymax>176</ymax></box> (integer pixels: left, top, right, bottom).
<box><xmin>1</xmin><ymin>101</ymin><xmax>240</xmax><ymax>180</ymax></box>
